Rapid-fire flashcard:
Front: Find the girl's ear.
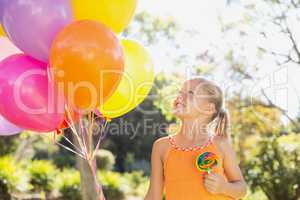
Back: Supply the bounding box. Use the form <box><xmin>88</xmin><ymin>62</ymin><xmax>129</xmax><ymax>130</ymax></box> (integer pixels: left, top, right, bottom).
<box><xmin>200</xmin><ymin>102</ymin><xmax>216</xmax><ymax>115</ymax></box>
<box><xmin>207</xmin><ymin>103</ymin><xmax>216</xmax><ymax>114</ymax></box>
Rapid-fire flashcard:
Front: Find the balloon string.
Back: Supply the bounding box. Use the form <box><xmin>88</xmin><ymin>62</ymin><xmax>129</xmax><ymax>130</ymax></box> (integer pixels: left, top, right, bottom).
<box><xmin>94</xmin><ymin>109</ymin><xmax>102</xmax><ymax>117</ymax></box>
<box><xmin>90</xmin><ymin>111</ymin><xmax>107</xmax><ymax>200</ymax></box>
<box><xmin>65</xmin><ymin>117</ymin><xmax>81</xmax><ymax>143</ymax></box>
<box><xmin>86</xmin><ymin>112</ymin><xmax>104</xmax><ymax>200</ymax></box>
<box><xmin>88</xmin><ymin>158</ymin><xmax>106</xmax><ymax>200</ymax></box>
<box><xmin>88</xmin><ymin>111</ymin><xmax>94</xmax><ymax>159</ymax></box>
<box><xmin>79</xmin><ymin>115</ymin><xmax>89</xmax><ymax>159</ymax></box>
<box><xmin>61</xmin><ymin>134</ymin><xmax>84</xmax><ymax>155</ymax></box>
<box><xmin>52</xmin><ymin>131</ymin><xmax>57</xmax><ymax>145</ymax></box>
<box><xmin>62</xmin><ymin>106</ymin><xmax>106</xmax><ymax>200</ymax></box>
<box><xmin>55</xmin><ymin>141</ymin><xmax>86</xmax><ymax>159</ymax></box>
<box><xmin>65</xmin><ymin>105</ymin><xmax>86</xmax><ymax>155</ymax></box>
<box><xmin>94</xmin><ymin>108</ymin><xmax>111</xmax><ymax>122</ymax></box>
<box><xmin>66</xmin><ymin>124</ymin><xmax>85</xmax><ymax>156</ymax></box>
<box><xmin>92</xmin><ymin>118</ymin><xmax>108</xmax><ymax>160</ymax></box>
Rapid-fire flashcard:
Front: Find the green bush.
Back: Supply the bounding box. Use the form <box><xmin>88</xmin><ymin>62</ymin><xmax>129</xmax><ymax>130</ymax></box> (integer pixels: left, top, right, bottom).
<box><xmin>95</xmin><ymin>149</ymin><xmax>115</xmax><ymax>171</ymax></box>
<box><xmin>124</xmin><ymin>152</ymin><xmax>135</xmax><ymax>172</ymax></box>
<box><xmin>0</xmin><ymin>136</ymin><xmax>19</xmax><ymax>156</ymax></box>
<box><xmin>55</xmin><ymin>168</ymin><xmax>81</xmax><ymax>200</ymax></box>
<box><xmin>243</xmin><ymin>189</ymin><xmax>267</xmax><ymax>200</ymax></box>
<box><xmin>28</xmin><ymin>160</ymin><xmax>58</xmax><ymax>193</ymax></box>
<box><xmin>123</xmin><ymin>171</ymin><xmax>149</xmax><ymax>196</ymax></box>
<box><xmin>97</xmin><ymin>170</ymin><xmax>149</xmax><ymax>199</ymax></box>
<box><xmin>0</xmin><ymin>156</ymin><xmax>30</xmax><ymax>193</ymax></box>
<box><xmin>0</xmin><ymin>156</ymin><xmax>21</xmax><ymax>191</ymax></box>
<box><xmin>98</xmin><ymin>171</ymin><xmax>127</xmax><ymax>200</ymax></box>
<box><xmin>245</xmin><ymin>134</ymin><xmax>300</xmax><ymax>200</ymax></box>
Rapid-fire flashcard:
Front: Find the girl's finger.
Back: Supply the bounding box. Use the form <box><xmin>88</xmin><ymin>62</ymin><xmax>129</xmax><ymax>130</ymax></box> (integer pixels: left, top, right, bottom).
<box><xmin>205</xmin><ymin>174</ymin><xmax>217</xmax><ymax>181</ymax></box>
<box><xmin>204</xmin><ymin>182</ymin><xmax>212</xmax><ymax>190</ymax></box>
<box><xmin>205</xmin><ymin>184</ymin><xmax>216</xmax><ymax>194</ymax></box>
<box><xmin>204</xmin><ymin>179</ymin><xmax>215</xmax><ymax>188</ymax></box>
<box><xmin>204</xmin><ymin>178</ymin><xmax>212</xmax><ymax>184</ymax></box>
<box><xmin>210</xmin><ymin>173</ymin><xmax>220</xmax><ymax>180</ymax></box>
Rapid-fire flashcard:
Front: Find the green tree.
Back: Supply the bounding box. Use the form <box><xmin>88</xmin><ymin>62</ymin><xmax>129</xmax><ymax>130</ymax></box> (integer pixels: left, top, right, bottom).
<box><xmin>245</xmin><ymin>133</ymin><xmax>300</xmax><ymax>200</ymax></box>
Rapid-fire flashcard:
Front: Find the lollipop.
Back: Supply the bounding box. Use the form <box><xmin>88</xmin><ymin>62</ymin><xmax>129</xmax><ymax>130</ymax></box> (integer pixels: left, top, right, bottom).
<box><xmin>196</xmin><ymin>152</ymin><xmax>218</xmax><ymax>173</ymax></box>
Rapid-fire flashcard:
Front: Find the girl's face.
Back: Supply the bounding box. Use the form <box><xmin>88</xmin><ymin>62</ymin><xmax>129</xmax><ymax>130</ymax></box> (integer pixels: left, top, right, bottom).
<box><xmin>173</xmin><ymin>79</ymin><xmax>216</xmax><ymax>119</ymax></box>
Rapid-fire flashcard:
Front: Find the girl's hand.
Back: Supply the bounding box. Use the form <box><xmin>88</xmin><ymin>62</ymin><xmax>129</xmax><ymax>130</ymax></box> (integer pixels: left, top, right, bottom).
<box><xmin>204</xmin><ymin>172</ymin><xmax>227</xmax><ymax>194</ymax></box>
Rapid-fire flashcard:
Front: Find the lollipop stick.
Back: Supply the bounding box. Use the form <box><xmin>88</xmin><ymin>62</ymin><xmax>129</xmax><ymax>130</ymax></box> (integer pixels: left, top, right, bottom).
<box><xmin>207</xmin><ymin>168</ymin><xmax>212</xmax><ymax>174</ymax></box>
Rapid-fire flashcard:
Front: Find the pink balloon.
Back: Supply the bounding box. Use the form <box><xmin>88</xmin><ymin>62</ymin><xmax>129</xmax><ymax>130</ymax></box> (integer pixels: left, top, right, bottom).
<box><xmin>0</xmin><ymin>54</ymin><xmax>64</xmax><ymax>132</ymax></box>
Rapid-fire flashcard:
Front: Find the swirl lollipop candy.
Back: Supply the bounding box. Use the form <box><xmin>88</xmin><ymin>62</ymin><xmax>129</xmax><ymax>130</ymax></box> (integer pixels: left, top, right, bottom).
<box><xmin>196</xmin><ymin>152</ymin><xmax>218</xmax><ymax>174</ymax></box>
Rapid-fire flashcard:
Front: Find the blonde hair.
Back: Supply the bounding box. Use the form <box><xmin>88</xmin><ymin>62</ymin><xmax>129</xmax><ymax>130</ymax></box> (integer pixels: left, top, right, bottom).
<box><xmin>191</xmin><ymin>77</ymin><xmax>230</xmax><ymax>137</ymax></box>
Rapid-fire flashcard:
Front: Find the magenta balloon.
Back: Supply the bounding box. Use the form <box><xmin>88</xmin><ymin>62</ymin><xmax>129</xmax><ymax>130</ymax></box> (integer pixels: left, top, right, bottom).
<box><xmin>0</xmin><ymin>54</ymin><xmax>64</xmax><ymax>132</ymax></box>
<box><xmin>2</xmin><ymin>0</ymin><xmax>73</xmax><ymax>62</ymax></box>
<box><xmin>0</xmin><ymin>114</ymin><xmax>23</xmax><ymax>136</ymax></box>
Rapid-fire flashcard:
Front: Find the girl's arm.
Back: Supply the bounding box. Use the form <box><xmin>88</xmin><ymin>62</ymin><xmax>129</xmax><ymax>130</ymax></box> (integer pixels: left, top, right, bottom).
<box><xmin>219</xmin><ymin>137</ymin><xmax>247</xmax><ymax>198</ymax></box>
<box><xmin>204</xmin><ymin>137</ymin><xmax>247</xmax><ymax>199</ymax></box>
<box><xmin>144</xmin><ymin>139</ymin><xmax>165</xmax><ymax>200</ymax></box>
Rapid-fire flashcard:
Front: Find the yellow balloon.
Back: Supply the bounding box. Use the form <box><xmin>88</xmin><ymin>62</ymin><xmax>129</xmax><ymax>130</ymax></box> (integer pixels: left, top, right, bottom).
<box><xmin>100</xmin><ymin>39</ymin><xmax>155</xmax><ymax>119</ymax></box>
<box><xmin>72</xmin><ymin>0</ymin><xmax>137</xmax><ymax>34</ymax></box>
<box><xmin>0</xmin><ymin>25</ymin><xmax>6</xmax><ymax>36</ymax></box>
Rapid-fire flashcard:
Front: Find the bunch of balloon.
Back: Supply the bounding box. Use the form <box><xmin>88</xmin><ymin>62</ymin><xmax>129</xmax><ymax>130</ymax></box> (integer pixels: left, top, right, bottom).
<box><xmin>0</xmin><ymin>1</ymin><xmax>154</xmax><ymax>199</ymax></box>
<box><xmin>0</xmin><ymin>0</ymin><xmax>73</xmax><ymax>136</ymax></box>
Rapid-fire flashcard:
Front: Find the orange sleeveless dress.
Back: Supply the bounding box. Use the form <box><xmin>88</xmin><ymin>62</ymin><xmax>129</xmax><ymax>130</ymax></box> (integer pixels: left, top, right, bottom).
<box><xmin>163</xmin><ymin>136</ymin><xmax>233</xmax><ymax>200</ymax></box>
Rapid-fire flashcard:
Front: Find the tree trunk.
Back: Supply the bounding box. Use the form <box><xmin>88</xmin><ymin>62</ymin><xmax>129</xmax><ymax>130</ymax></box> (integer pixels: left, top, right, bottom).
<box><xmin>76</xmin><ymin>156</ymin><xmax>101</xmax><ymax>200</ymax></box>
<box><xmin>14</xmin><ymin>136</ymin><xmax>36</xmax><ymax>162</ymax></box>
<box><xmin>72</xmin><ymin>125</ymin><xmax>105</xmax><ymax>200</ymax></box>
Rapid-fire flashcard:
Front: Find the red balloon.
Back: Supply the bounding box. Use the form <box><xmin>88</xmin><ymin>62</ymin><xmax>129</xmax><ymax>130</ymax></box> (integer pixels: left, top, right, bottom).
<box><xmin>58</xmin><ymin>109</ymin><xmax>80</xmax><ymax>130</ymax></box>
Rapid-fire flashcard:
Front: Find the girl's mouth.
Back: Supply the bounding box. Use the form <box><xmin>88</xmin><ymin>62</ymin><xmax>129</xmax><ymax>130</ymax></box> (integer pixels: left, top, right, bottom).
<box><xmin>175</xmin><ymin>102</ymin><xmax>185</xmax><ymax>108</ymax></box>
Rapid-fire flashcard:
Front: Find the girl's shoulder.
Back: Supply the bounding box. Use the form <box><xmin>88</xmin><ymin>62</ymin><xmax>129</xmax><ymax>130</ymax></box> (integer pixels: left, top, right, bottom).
<box><xmin>153</xmin><ymin>135</ymin><xmax>172</xmax><ymax>151</ymax></box>
<box><xmin>153</xmin><ymin>135</ymin><xmax>173</xmax><ymax>162</ymax></box>
<box><xmin>154</xmin><ymin>135</ymin><xmax>172</xmax><ymax>144</ymax></box>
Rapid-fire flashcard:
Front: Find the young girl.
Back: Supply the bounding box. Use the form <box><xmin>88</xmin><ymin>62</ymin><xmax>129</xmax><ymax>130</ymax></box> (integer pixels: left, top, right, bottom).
<box><xmin>145</xmin><ymin>77</ymin><xmax>247</xmax><ymax>200</ymax></box>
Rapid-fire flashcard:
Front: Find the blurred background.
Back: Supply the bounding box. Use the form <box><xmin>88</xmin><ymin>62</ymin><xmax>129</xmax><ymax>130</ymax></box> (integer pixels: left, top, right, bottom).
<box><xmin>0</xmin><ymin>0</ymin><xmax>299</xmax><ymax>200</ymax></box>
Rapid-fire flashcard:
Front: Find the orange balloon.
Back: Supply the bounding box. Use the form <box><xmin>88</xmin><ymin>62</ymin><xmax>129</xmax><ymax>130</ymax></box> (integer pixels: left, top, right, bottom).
<box><xmin>50</xmin><ymin>20</ymin><xmax>124</xmax><ymax>111</ymax></box>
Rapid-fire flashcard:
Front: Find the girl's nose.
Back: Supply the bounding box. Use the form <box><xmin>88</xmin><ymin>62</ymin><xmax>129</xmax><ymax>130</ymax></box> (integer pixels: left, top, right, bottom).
<box><xmin>176</xmin><ymin>93</ymin><xmax>186</xmax><ymax>104</ymax></box>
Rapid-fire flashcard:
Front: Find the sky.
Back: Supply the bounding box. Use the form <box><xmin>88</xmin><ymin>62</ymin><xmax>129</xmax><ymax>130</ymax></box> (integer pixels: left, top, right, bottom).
<box><xmin>137</xmin><ymin>0</ymin><xmax>226</xmax><ymax>73</ymax></box>
<box><xmin>137</xmin><ymin>0</ymin><xmax>300</xmax><ymax>120</ymax></box>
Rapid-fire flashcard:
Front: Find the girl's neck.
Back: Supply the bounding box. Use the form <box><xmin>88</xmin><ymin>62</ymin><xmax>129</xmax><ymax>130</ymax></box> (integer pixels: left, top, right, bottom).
<box><xmin>179</xmin><ymin>117</ymin><xmax>211</xmax><ymax>141</ymax></box>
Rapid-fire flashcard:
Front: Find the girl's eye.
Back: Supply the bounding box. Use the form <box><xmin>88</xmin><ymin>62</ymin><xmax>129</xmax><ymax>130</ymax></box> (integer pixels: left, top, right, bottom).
<box><xmin>188</xmin><ymin>91</ymin><xmax>194</xmax><ymax>95</ymax></box>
